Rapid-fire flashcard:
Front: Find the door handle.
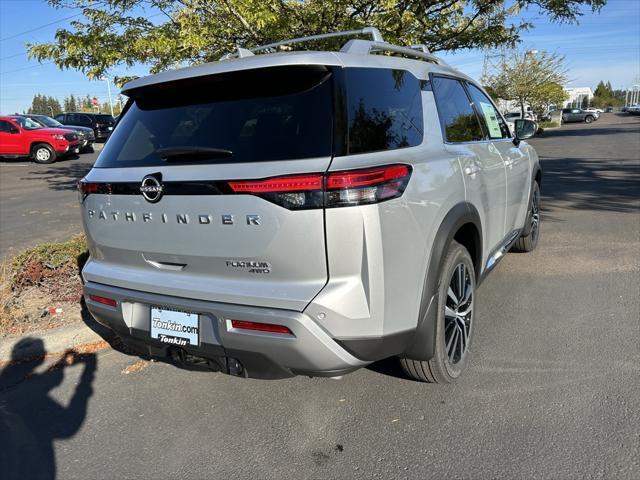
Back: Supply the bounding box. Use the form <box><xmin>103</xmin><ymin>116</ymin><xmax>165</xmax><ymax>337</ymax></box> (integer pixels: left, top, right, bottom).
<box><xmin>464</xmin><ymin>164</ymin><xmax>480</xmax><ymax>176</ymax></box>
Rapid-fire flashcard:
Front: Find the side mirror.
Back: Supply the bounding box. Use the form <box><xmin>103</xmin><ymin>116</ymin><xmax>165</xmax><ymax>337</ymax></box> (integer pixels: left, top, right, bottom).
<box><xmin>514</xmin><ymin>119</ymin><xmax>538</xmax><ymax>142</ymax></box>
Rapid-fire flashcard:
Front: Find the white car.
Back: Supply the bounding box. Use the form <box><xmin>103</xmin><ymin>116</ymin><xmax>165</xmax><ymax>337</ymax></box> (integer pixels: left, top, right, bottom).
<box><xmin>583</xmin><ymin>108</ymin><xmax>602</xmax><ymax>117</ymax></box>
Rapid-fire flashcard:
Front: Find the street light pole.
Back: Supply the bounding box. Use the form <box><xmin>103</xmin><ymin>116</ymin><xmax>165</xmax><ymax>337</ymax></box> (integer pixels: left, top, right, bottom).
<box><xmin>102</xmin><ymin>77</ymin><xmax>114</xmax><ymax>116</ymax></box>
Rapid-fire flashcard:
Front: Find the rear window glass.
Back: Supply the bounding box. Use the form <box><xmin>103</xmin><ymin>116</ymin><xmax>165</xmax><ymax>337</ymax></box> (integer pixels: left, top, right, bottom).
<box><xmin>345</xmin><ymin>68</ymin><xmax>423</xmax><ymax>154</ymax></box>
<box><xmin>96</xmin><ymin>66</ymin><xmax>333</xmax><ymax>168</ymax></box>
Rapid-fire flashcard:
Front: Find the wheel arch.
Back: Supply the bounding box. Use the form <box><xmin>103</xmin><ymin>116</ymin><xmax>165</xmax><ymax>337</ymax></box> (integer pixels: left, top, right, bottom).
<box><xmin>402</xmin><ymin>202</ymin><xmax>482</xmax><ymax>361</ymax></box>
<box><xmin>30</xmin><ymin>141</ymin><xmax>54</xmax><ymax>153</ymax></box>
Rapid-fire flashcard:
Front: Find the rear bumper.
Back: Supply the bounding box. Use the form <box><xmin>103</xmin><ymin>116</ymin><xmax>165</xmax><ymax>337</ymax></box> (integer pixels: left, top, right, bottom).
<box><xmin>83</xmin><ymin>281</ymin><xmax>367</xmax><ymax>379</ymax></box>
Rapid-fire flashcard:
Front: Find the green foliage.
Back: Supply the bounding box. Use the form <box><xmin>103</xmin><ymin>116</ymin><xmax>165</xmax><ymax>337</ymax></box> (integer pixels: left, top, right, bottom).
<box><xmin>27</xmin><ymin>94</ymin><xmax>63</xmax><ymax>116</ymax></box>
<box><xmin>64</xmin><ymin>93</ymin><xmax>78</xmax><ymax>111</ymax></box>
<box><xmin>485</xmin><ymin>50</ymin><xmax>568</xmax><ymax>117</ymax></box>
<box><xmin>538</xmin><ymin>120</ymin><xmax>561</xmax><ymax>128</ymax></box>
<box><xmin>28</xmin><ymin>0</ymin><xmax>606</xmax><ymax>85</ymax></box>
<box><xmin>592</xmin><ymin>79</ymin><xmax>624</xmax><ymax>107</ymax></box>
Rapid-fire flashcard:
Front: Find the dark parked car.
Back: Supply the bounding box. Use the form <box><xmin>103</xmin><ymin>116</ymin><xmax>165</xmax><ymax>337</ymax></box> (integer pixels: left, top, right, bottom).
<box><xmin>54</xmin><ymin>112</ymin><xmax>115</xmax><ymax>140</ymax></box>
<box><xmin>561</xmin><ymin>108</ymin><xmax>597</xmax><ymax>124</ymax></box>
<box><xmin>23</xmin><ymin>114</ymin><xmax>95</xmax><ymax>152</ymax></box>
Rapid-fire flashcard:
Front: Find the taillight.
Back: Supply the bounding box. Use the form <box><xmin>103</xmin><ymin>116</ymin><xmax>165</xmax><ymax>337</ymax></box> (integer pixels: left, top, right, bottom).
<box><xmin>325</xmin><ymin>164</ymin><xmax>411</xmax><ymax>208</ymax></box>
<box><xmin>78</xmin><ymin>180</ymin><xmax>100</xmax><ymax>203</ymax></box>
<box><xmin>227</xmin><ymin>164</ymin><xmax>411</xmax><ymax>210</ymax></box>
<box><xmin>78</xmin><ymin>181</ymin><xmax>100</xmax><ymax>194</ymax></box>
<box><xmin>230</xmin><ymin>320</ymin><xmax>293</xmax><ymax>335</ymax></box>
<box><xmin>88</xmin><ymin>294</ymin><xmax>117</xmax><ymax>307</ymax></box>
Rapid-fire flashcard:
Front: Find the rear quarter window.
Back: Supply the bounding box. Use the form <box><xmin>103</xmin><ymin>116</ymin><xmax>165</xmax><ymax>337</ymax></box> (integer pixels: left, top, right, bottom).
<box><xmin>345</xmin><ymin>68</ymin><xmax>423</xmax><ymax>154</ymax></box>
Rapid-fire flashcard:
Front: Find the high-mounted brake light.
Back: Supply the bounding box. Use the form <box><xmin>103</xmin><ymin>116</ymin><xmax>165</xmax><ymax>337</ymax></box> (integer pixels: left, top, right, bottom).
<box><xmin>227</xmin><ymin>164</ymin><xmax>411</xmax><ymax>210</ymax></box>
<box><xmin>230</xmin><ymin>320</ymin><xmax>293</xmax><ymax>335</ymax></box>
<box><xmin>88</xmin><ymin>294</ymin><xmax>117</xmax><ymax>307</ymax></box>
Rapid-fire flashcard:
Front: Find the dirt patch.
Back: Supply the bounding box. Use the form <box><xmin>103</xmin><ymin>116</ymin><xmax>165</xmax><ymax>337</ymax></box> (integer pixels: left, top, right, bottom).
<box><xmin>0</xmin><ymin>235</ymin><xmax>88</xmax><ymax>336</ymax></box>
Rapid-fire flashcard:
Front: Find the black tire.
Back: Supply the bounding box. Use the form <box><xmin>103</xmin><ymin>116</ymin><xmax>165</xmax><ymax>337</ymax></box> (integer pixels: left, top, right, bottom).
<box><xmin>400</xmin><ymin>240</ymin><xmax>476</xmax><ymax>383</ymax></box>
<box><xmin>81</xmin><ymin>145</ymin><xmax>94</xmax><ymax>153</ymax></box>
<box><xmin>512</xmin><ymin>182</ymin><xmax>540</xmax><ymax>253</ymax></box>
<box><xmin>31</xmin><ymin>143</ymin><xmax>56</xmax><ymax>164</ymax></box>
<box><xmin>585</xmin><ymin>115</ymin><xmax>594</xmax><ymax>124</ymax></box>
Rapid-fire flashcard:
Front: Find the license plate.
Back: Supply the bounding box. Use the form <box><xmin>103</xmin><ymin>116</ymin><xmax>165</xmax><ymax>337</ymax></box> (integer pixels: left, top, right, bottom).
<box><xmin>73</xmin><ymin>147</ymin><xmax>80</xmax><ymax>153</ymax></box>
<box><xmin>150</xmin><ymin>306</ymin><xmax>199</xmax><ymax>346</ymax></box>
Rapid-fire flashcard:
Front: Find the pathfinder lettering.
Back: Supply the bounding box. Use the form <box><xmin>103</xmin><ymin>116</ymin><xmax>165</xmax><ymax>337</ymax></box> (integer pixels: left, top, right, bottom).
<box><xmin>87</xmin><ymin>210</ymin><xmax>260</xmax><ymax>226</ymax></box>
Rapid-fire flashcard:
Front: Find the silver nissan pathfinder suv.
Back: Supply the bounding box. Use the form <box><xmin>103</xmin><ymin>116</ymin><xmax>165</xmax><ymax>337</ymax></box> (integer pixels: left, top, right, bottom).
<box><xmin>80</xmin><ymin>28</ymin><xmax>541</xmax><ymax>382</ymax></box>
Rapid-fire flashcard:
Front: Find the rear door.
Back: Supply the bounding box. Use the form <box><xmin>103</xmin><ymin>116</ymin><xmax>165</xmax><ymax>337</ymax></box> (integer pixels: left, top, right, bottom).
<box><xmin>431</xmin><ymin>75</ymin><xmax>507</xmax><ymax>258</ymax></box>
<box><xmin>465</xmin><ymin>83</ymin><xmax>530</xmax><ymax>234</ymax></box>
<box><xmin>80</xmin><ymin>65</ymin><xmax>335</xmax><ymax>311</ymax></box>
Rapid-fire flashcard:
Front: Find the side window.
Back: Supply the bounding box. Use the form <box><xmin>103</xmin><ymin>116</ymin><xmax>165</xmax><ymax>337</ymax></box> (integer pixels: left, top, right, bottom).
<box><xmin>431</xmin><ymin>76</ymin><xmax>484</xmax><ymax>143</ymax></box>
<box><xmin>54</xmin><ymin>114</ymin><xmax>65</xmax><ymax>122</ymax></box>
<box><xmin>345</xmin><ymin>68</ymin><xmax>423</xmax><ymax>154</ymax></box>
<box><xmin>466</xmin><ymin>84</ymin><xmax>510</xmax><ymax>139</ymax></box>
<box><xmin>0</xmin><ymin>120</ymin><xmax>14</xmax><ymax>132</ymax></box>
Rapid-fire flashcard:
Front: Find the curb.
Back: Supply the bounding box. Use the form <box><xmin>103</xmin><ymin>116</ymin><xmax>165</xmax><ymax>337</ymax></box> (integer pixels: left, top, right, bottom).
<box><xmin>0</xmin><ymin>318</ymin><xmax>113</xmax><ymax>365</ymax></box>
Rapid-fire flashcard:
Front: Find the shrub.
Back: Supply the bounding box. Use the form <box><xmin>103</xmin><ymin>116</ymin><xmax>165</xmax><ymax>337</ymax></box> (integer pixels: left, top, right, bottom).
<box><xmin>10</xmin><ymin>234</ymin><xmax>89</xmax><ymax>300</ymax></box>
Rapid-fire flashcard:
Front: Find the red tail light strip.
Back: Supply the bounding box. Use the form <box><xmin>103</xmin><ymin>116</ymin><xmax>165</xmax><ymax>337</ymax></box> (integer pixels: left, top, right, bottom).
<box><xmin>326</xmin><ymin>165</ymin><xmax>410</xmax><ymax>189</ymax></box>
<box><xmin>228</xmin><ymin>174</ymin><xmax>323</xmax><ymax>193</ymax></box>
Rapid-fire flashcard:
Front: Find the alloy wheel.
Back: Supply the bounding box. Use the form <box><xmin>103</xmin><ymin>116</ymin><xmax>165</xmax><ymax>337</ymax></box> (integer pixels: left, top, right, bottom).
<box><xmin>530</xmin><ymin>188</ymin><xmax>540</xmax><ymax>243</ymax></box>
<box><xmin>444</xmin><ymin>263</ymin><xmax>473</xmax><ymax>365</ymax></box>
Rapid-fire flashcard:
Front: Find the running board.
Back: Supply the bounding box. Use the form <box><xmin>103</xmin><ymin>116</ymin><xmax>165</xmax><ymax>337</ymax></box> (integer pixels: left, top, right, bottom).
<box><xmin>485</xmin><ymin>230</ymin><xmax>521</xmax><ymax>271</ymax></box>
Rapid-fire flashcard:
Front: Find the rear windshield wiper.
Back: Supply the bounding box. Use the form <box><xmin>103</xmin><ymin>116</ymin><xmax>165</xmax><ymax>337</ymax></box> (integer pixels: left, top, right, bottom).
<box><xmin>157</xmin><ymin>146</ymin><xmax>233</xmax><ymax>162</ymax></box>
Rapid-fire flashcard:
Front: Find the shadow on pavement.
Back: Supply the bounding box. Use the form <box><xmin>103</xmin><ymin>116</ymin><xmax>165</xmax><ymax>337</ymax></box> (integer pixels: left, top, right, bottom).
<box><xmin>20</xmin><ymin>161</ymin><xmax>94</xmax><ymax>191</ymax></box>
<box><xmin>539</xmin><ymin>156</ymin><xmax>640</xmax><ymax>213</ymax></box>
<box><xmin>0</xmin><ymin>338</ymin><xmax>97</xmax><ymax>480</ymax></box>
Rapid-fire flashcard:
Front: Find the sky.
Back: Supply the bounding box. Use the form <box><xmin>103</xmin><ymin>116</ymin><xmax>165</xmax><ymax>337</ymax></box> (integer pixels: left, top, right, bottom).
<box><xmin>1</xmin><ymin>0</ymin><xmax>639</xmax><ymax>114</ymax></box>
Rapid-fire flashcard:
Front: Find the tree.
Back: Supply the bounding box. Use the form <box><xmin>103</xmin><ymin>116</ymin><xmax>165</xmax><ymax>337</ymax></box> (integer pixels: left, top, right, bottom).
<box><xmin>485</xmin><ymin>50</ymin><xmax>568</xmax><ymax>117</ymax></box>
<box><xmin>28</xmin><ymin>0</ymin><xmax>606</xmax><ymax>86</ymax></box>
<box><xmin>592</xmin><ymin>79</ymin><xmax>624</xmax><ymax>108</ymax></box>
<box><xmin>529</xmin><ymin>82</ymin><xmax>567</xmax><ymax>118</ymax></box>
<box><xmin>27</xmin><ymin>94</ymin><xmax>63</xmax><ymax>115</ymax></box>
<box><xmin>64</xmin><ymin>94</ymin><xmax>78</xmax><ymax>112</ymax></box>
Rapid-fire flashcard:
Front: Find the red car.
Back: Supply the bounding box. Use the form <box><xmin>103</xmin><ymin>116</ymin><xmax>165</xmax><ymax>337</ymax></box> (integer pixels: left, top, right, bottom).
<box><xmin>0</xmin><ymin>115</ymin><xmax>81</xmax><ymax>164</ymax></box>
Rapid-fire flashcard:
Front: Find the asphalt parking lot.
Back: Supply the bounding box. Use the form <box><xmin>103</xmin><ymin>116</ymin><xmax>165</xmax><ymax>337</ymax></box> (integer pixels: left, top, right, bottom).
<box><xmin>1</xmin><ymin>114</ymin><xmax>639</xmax><ymax>479</ymax></box>
<box><xmin>0</xmin><ymin>145</ymin><xmax>100</xmax><ymax>258</ymax></box>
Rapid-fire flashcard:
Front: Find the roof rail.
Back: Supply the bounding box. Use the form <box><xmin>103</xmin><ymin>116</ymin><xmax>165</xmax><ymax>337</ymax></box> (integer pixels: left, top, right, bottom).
<box><xmin>251</xmin><ymin>27</ymin><xmax>383</xmax><ymax>53</ymax></box>
<box><xmin>220</xmin><ymin>27</ymin><xmax>383</xmax><ymax>59</ymax></box>
<box><xmin>219</xmin><ymin>27</ymin><xmax>449</xmax><ymax>67</ymax></box>
<box><xmin>340</xmin><ymin>39</ymin><xmax>448</xmax><ymax>66</ymax></box>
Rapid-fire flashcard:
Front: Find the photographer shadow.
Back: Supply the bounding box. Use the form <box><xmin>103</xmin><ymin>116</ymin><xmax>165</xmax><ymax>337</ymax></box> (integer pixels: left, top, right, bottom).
<box><xmin>0</xmin><ymin>338</ymin><xmax>97</xmax><ymax>480</ymax></box>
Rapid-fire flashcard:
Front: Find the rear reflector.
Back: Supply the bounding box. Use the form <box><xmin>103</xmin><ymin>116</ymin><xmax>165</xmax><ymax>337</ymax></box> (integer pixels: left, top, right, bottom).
<box><xmin>230</xmin><ymin>320</ymin><xmax>293</xmax><ymax>335</ymax></box>
<box><xmin>88</xmin><ymin>294</ymin><xmax>117</xmax><ymax>307</ymax></box>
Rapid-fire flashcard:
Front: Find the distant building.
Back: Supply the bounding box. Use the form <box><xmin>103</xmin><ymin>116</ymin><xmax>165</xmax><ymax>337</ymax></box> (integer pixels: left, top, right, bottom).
<box><xmin>564</xmin><ymin>87</ymin><xmax>593</xmax><ymax>108</ymax></box>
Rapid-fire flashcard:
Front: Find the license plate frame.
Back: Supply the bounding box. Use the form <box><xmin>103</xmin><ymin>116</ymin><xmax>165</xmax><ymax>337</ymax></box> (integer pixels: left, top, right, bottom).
<box><xmin>150</xmin><ymin>306</ymin><xmax>200</xmax><ymax>347</ymax></box>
